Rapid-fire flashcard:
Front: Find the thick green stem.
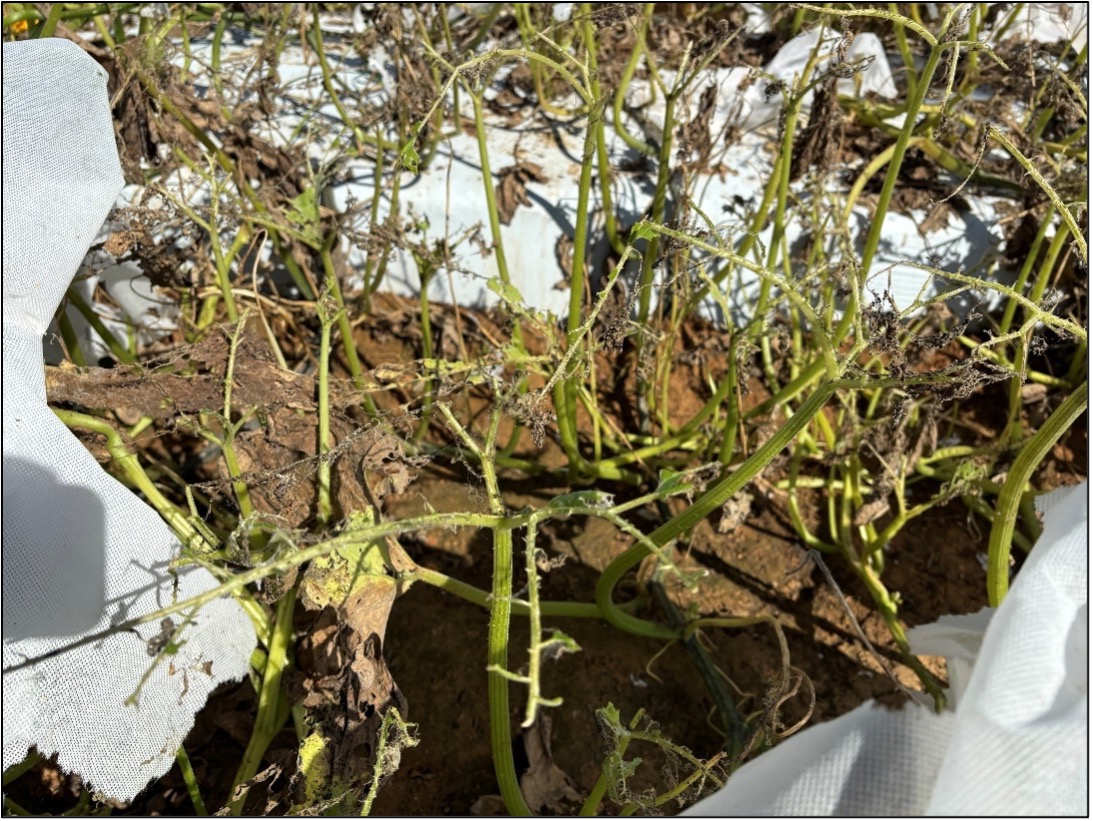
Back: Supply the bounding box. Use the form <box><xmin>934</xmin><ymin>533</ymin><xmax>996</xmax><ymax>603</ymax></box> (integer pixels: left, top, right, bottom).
<box><xmin>5</xmin><ymin>508</ymin><xmax>513</xmax><ymax>674</ymax></box>
<box><xmin>1000</xmin><ymin>203</ymin><xmax>1056</xmax><ymax>333</ymax></box>
<box><xmin>475</xmin><ymin>406</ymin><xmax>535</xmax><ymax>817</ymax></box>
<box><xmin>471</xmin><ymin>94</ymin><xmax>514</xmax><ymax>289</ymax></box>
<box><xmin>575</xmin><ymin>125</ymin><xmax>615</xmax><ymax>280</ymax></box>
<box><xmin>221</xmin><ymin>438</ymin><xmax>255</xmax><ymax>522</ymax></box>
<box><xmin>54</xmin><ymin>409</ymin><xmax>203</xmax><ymax>549</ymax></box>
<box><xmin>57</xmin><ymin>310</ymin><xmax>88</xmax><ymax>367</ymax></box>
<box><xmin>597</xmin><ymin>383</ymin><xmax>841</xmax><ymax>639</ymax></box>
<box><xmin>611</xmin><ymin>4</ymin><xmax>657</xmax><ymax>157</ymax></box>
<box><xmin>210</xmin><ymin>13</ymin><xmax>230</xmax><ymax>118</ymax></box>
<box><xmin>66</xmin><ymin>287</ymin><xmax>137</xmax><ymax>365</ymax></box>
<box><xmin>487</xmin><ymin>525</ymin><xmax>533</xmax><ymax>816</ymax></box>
<box><xmin>717</xmin><ymin>343</ymin><xmax>740</xmax><ymax>466</ymax></box>
<box><xmin>408</xmin><ymin>565</ymin><xmax>601</xmax><ymax>619</ymax></box>
<box><xmin>988</xmin><ymin>126</ymin><xmax>1087</xmax><ymax>264</ymax></box>
<box><xmin>320</xmin><ymin>232</ymin><xmax>379</xmax><ymax>417</ymax></box>
<box><xmin>988</xmin><ymin>381</ymin><xmax>1088</xmax><ymax>606</ymax></box>
<box><xmin>36</xmin><ymin>2</ymin><xmax>64</xmax><ymax>37</ymax></box>
<box><xmin>229</xmin><ymin>581</ymin><xmax>296</xmax><ymax>815</ymax></box>
<box><xmin>560</xmin><ymin>107</ymin><xmax>604</xmax><ymax>471</ymax></box>
<box><xmin>859</xmin><ymin>47</ymin><xmax>945</xmax><ymax>275</ymax></box>
<box><xmin>311</xmin><ymin>9</ymin><xmax>387</xmax><ymax>155</ymax></box>
<box><xmin>582</xmin><ymin>3</ymin><xmax>623</xmax><ymax>255</ymax></box>
<box><xmin>656</xmin><ymin>384</ymin><xmax>837</xmax><ymax>545</ymax></box>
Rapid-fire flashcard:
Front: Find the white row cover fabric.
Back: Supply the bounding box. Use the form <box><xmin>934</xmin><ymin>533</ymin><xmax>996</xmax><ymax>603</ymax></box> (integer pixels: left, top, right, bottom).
<box><xmin>2</xmin><ymin>38</ymin><xmax>255</xmax><ymax>801</ymax></box>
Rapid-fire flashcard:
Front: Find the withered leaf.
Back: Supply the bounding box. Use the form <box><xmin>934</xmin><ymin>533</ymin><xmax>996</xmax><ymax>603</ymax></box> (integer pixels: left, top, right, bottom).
<box><xmin>290</xmin><ymin>512</ymin><xmax>406</xmax><ymax>809</ymax></box>
<box><xmin>495</xmin><ymin>162</ymin><xmax>548</xmax><ymax>225</ymax></box>
<box><xmin>554</xmin><ymin>232</ymin><xmax>574</xmax><ymax>290</ymax></box>
<box><xmin>518</xmin><ymin>716</ymin><xmax>582</xmax><ymax>814</ymax></box>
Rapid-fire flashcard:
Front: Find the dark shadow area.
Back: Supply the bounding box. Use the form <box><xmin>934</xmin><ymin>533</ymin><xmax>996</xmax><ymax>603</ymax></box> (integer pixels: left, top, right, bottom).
<box><xmin>2</xmin><ymin>457</ymin><xmax>106</xmax><ymax>641</ymax></box>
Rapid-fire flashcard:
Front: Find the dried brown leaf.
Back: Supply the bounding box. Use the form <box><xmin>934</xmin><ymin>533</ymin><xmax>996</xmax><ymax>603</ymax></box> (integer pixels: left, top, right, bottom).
<box><xmin>518</xmin><ymin>716</ymin><xmax>582</xmax><ymax>814</ymax></box>
<box><xmin>495</xmin><ymin>162</ymin><xmax>548</xmax><ymax>225</ymax></box>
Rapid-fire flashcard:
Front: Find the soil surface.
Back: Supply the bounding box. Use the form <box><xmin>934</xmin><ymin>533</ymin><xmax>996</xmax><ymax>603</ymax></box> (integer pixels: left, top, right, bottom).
<box><xmin>18</xmin><ymin>301</ymin><xmax>1084</xmax><ymax>817</ymax></box>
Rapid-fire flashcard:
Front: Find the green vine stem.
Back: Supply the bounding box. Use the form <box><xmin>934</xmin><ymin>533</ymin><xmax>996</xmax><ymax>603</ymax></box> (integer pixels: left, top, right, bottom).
<box><xmin>611</xmin><ymin>4</ymin><xmax>657</xmax><ymax>157</ymax></box>
<box><xmin>65</xmin><ymin>287</ymin><xmax>137</xmax><ymax>365</ymax></box>
<box><xmin>53</xmin><ymin>408</ymin><xmax>205</xmax><ymax>550</ymax></box>
<box><xmin>57</xmin><ymin>406</ymin><xmax>281</xmax><ymax>644</ymax></box>
<box><xmin>34</xmin><ymin>2</ymin><xmax>63</xmax><ymax>37</ymax></box>
<box><xmin>127</xmin><ymin>17</ymin><xmax>317</xmax><ymax>300</ymax></box>
<box><xmin>359</xmin><ymin>708</ymin><xmax>417</xmax><ymax>815</ymax></box>
<box><xmin>175</xmin><ymin>745</ymin><xmax>208</xmax><ymax>816</ymax></box>
<box><xmin>520</xmin><ymin>517</ymin><xmax>566</xmax><ymax>727</ymax></box>
<box><xmin>988</xmin><ymin>380</ymin><xmax>1088</xmax><ymax>606</ymax></box>
<box><xmin>596</xmin><ymin>382</ymin><xmax>841</xmax><ymax>639</ymax></box>
<box><xmin>848</xmin><ymin>559</ymin><xmax>946</xmax><ymax>709</ymax></box>
<box><xmin>635</xmin><ymin>89</ymin><xmax>676</xmax><ymax>326</ymax></box>
<box><xmin>579</xmin><ymin>724</ymin><xmax>634</xmax><ymax>816</ymax></box>
<box><xmin>436</xmin><ymin>402</ymin><xmax>533</xmax><ymax>816</ymax></box>
<box><xmin>987</xmin><ymin>125</ymin><xmax>1088</xmax><ymax>264</ymax></box>
<box><xmin>57</xmin><ymin>310</ymin><xmax>88</xmax><ymax>367</ymax></box>
<box><xmin>579</xmin><ymin>3</ymin><xmax>623</xmax><ymax>254</ymax></box>
<box><xmin>229</xmin><ymin>579</ymin><xmax>297</xmax><ymax>815</ymax></box>
<box><xmin>219</xmin><ymin>313</ymin><xmax>258</xmax><ymax>523</ymax></box>
<box><xmin>469</xmin><ymin>93</ymin><xmax>515</xmax><ymax>292</ymax></box>
<box><xmin>652</xmin><ymin>383</ymin><xmax>838</xmax><ymax>543</ymax></box>
<box><xmin>4</xmin><ymin>506</ymin><xmax>518</xmax><ymax>675</ymax></box>
<box><xmin>857</xmin><ymin>24</ymin><xmax>945</xmax><ymax>275</ymax></box>
<box><xmin>405</xmin><ymin>564</ymin><xmax>600</xmax><ymax>619</ymax></box>
<box><xmin>415</xmin><ymin>38</ymin><xmax>616</xmax><ymax>474</ymax></box>
<box><xmin>486</xmin><ymin>531</ymin><xmax>532</xmax><ymax>813</ymax></box>
<box><xmin>559</xmin><ymin>102</ymin><xmax>606</xmax><ymax>472</ymax></box>
<box><xmin>750</xmin><ymin>31</ymin><xmax>826</xmax><ymax>391</ymax></box>
<box><xmin>310</xmin><ymin>9</ymin><xmax>369</xmax><ymax>156</ymax></box>
<box><xmin>512</xmin><ymin>4</ymin><xmax>581</xmax><ymax>119</ymax></box>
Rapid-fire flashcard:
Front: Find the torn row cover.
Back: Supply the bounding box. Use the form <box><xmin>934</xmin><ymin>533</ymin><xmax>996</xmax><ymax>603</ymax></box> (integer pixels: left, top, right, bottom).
<box><xmin>1</xmin><ymin>38</ymin><xmax>256</xmax><ymax>801</ymax></box>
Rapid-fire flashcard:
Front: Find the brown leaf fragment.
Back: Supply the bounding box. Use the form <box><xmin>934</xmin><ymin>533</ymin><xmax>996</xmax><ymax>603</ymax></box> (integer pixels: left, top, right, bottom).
<box><xmin>495</xmin><ymin>162</ymin><xmax>548</xmax><ymax>225</ymax></box>
<box><xmin>217</xmin><ymin>760</ymin><xmax>285</xmax><ymax>815</ymax></box>
<box><xmin>103</xmin><ymin>228</ymin><xmax>150</xmax><ymax>257</ymax></box>
<box><xmin>853</xmin><ymin>496</ymin><xmax>891</xmax><ymax>527</ymax></box>
<box><xmin>518</xmin><ymin>716</ymin><xmax>582</xmax><ymax>815</ymax></box>
<box><xmin>790</xmin><ymin>78</ymin><xmax>841</xmax><ymax>180</ymax></box>
<box><xmin>679</xmin><ymin>82</ymin><xmax>718</xmax><ymax>167</ymax></box>
<box><xmin>554</xmin><ymin>232</ymin><xmax>574</xmax><ymax>290</ymax></box>
<box><xmin>469</xmin><ymin>795</ymin><xmax>508</xmax><ymax>815</ymax></box>
<box><xmin>718</xmin><ymin>491</ymin><xmax>753</xmax><ymax>534</ymax></box>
